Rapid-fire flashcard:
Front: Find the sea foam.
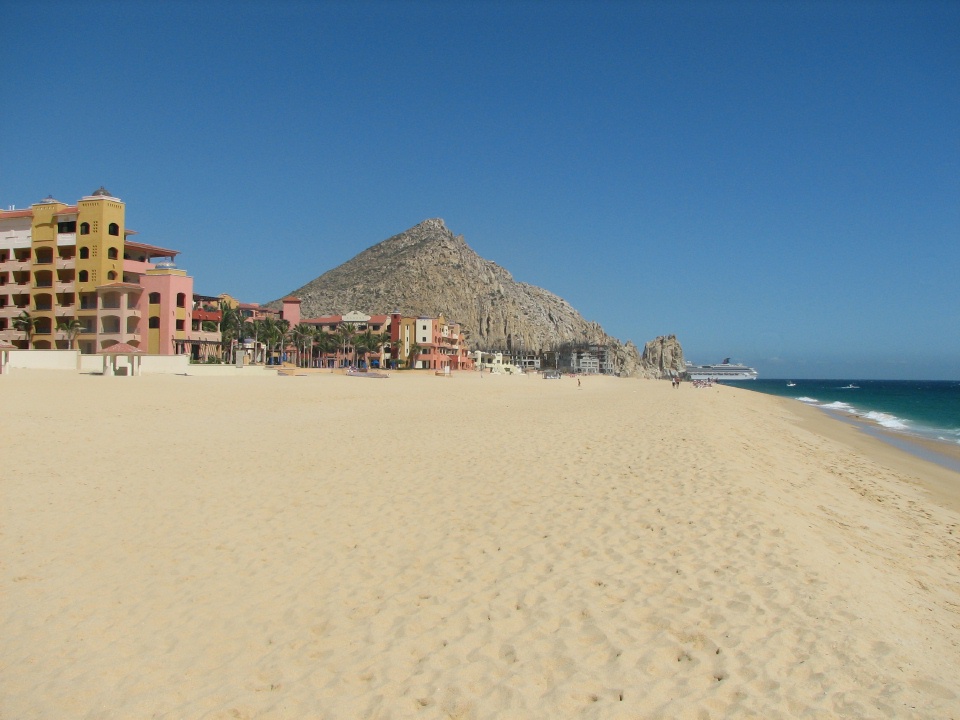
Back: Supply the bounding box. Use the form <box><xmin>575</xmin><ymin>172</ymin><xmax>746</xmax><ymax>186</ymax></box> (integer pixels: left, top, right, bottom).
<box><xmin>862</xmin><ymin>411</ymin><xmax>910</xmax><ymax>430</ymax></box>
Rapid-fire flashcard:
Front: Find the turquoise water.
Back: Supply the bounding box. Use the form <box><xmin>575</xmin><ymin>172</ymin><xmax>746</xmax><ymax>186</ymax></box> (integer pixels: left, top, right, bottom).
<box><xmin>728</xmin><ymin>379</ymin><xmax>960</xmax><ymax>446</ymax></box>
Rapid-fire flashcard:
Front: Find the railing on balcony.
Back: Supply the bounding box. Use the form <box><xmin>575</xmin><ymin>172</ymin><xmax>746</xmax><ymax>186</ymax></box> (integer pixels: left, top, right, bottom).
<box><xmin>56</xmin><ymin>258</ymin><xmax>76</xmax><ymax>270</ymax></box>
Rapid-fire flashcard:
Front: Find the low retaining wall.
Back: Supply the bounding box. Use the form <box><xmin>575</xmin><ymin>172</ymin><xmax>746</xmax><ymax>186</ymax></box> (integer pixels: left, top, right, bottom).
<box><xmin>181</xmin><ymin>364</ymin><xmax>279</xmax><ymax>377</ymax></box>
<box><xmin>7</xmin><ymin>349</ymin><xmax>79</xmax><ymax>370</ymax></box>
<box><xmin>3</xmin><ymin>351</ymin><xmax>281</xmax><ymax>377</ymax></box>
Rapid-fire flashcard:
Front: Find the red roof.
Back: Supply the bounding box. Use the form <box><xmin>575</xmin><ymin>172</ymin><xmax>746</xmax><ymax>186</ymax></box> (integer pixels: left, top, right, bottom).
<box><xmin>0</xmin><ymin>209</ymin><xmax>33</xmax><ymax>219</ymax></box>
<box><xmin>100</xmin><ymin>342</ymin><xmax>143</xmax><ymax>354</ymax></box>
<box><xmin>53</xmin><ymin>206</ymin><xmax>79</xmax><ymax>215</ymax></box>
<box><xmin>194</xmin><ymin>309</ymin><xmax>222</xmax><ymax>321</ymax></box>
<box><xmin>281</xmin><ymin>296</ymin><xmax>302</xmax><ymax>303</ymax></box>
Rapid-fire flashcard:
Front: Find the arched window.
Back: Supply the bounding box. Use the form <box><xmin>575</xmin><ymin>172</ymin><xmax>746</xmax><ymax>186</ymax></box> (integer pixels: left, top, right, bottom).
<box><xmin>78</xmin><ymin>270</ymin><xmax>89</xmax><ymax>282</ymax></box>
<box><xmin>107</xmin><ymin>271</ymin><xmax>117</xmax><ymax>280</ymax></box>
<box><xmin>108</xmin><ymin>223</ymin><xmax>120</xmax><ymax>236</ymax></box>
<box><xmin>149</xmin><ymin>292</ymin><xmax>161</xmax><ymax>304</ymax></box>
<box><xmin>149</xmin><ymin>316</ymin><xmax>160</xmax><ymax>329</ymax></box>
<box><xmin>107</xmin><ymin>247</ymin><xmax>118</xmax><ymax>260</ymax></box>
<box><xmin>176</xmin><ymin>292</ymin><xmax>186</xmax><ymax>308</ymax></box>
<box><xmin>79</xmin><ymin>247</ymin><xmax>89</xmax><ymax>259</ymax></box>
<box><xmin>80</xmin><ymin>222</ymin><xmax>90</xmax><ymax>235</ymax></box>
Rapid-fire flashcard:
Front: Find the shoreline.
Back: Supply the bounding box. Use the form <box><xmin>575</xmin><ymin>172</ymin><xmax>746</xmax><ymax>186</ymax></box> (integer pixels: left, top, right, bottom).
<box><xmin>761</xmin><ymin>390</ymin><xmax>960</xmax><ymax>514</ymax></box>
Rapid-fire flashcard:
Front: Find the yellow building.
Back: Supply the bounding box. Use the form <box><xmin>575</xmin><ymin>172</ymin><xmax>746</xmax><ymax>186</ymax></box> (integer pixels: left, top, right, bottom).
<box><xmin>0</xmin><ymin>187</ymin><xmax>192</xmax><ymax>354</ymax></box>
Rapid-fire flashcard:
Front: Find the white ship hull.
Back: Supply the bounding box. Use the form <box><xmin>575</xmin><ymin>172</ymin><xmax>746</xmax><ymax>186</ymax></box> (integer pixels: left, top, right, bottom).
<box><xmin>684</xmin><ymin>358</ymin><xmax>758</xmax><ymax>381</ymax></box>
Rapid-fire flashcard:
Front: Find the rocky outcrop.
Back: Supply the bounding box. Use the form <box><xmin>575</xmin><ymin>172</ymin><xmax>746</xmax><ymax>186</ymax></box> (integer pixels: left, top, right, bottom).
<box><xmin>272</xmin><ymin>218</ymin><xmax>684</xmax><ymax>377</ymax></box>
<box><xmin>639</xmin><ymin>335</ymin><xmax>687</xmax><ymax>379</ymax></box>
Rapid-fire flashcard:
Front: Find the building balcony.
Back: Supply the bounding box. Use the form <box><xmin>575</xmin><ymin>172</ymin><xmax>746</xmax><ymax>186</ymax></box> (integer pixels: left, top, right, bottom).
<box><xmin>55</xmin><ymin>281</ymin><xmax>73</xmax><ymax>293</ymax></box>
<box><xmin>56</xmin><ymin>258</ymin><xmax>75</xmax><ymax>270</ymax></box>
<box><xmin>187</xmin><ymin>331</ymin><xmax>222</xmax><ymax>343</ymax></box>
<box><xmin>98</xmin><ymin>329</ymin><xmax>124</xmax><ymax>343</ymax></box>
<box><xmin>123</xmin><ymin>259</ymin><xmax>151</xmax><ymax>274</ymax></box>
<box><xmin>3</xmin><ymin>260</ymin><xmax>30</xmax><ymax>271</ymax></box>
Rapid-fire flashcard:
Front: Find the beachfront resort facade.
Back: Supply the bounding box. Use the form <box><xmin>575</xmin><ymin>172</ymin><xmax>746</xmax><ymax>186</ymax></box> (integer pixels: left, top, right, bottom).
<box><xmin>1</xmin><ymin>188</ymin><xmax>475</xmax><ymax>372</ymax></box>
<box><xmin>276</xmin><ymin>298</ymin><xmax>474</xmax><ymax>371</ymax></box>
<box><xmin>0</xmin><ymin>188</ymin><xmax>199</xmax><ymax>355</ymax></box>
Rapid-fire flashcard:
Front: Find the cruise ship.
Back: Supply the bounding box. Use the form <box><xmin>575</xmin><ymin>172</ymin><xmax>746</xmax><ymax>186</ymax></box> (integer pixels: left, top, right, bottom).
<box><xmin>684</xmin><ymin>358</ymin><xmax>758</xmax><ymax>381</ymax></box>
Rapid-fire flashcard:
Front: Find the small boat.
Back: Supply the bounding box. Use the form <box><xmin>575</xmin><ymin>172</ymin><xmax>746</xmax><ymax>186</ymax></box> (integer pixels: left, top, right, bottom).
<box><xmin>840</xmin><ymin>384</ymin><xmax>859</xmax><ymax>389</ymax></box>
<box><xmin>786</xmin><ymin>381</ymin><xmax>796</xmax><ymax>387</ymax></box>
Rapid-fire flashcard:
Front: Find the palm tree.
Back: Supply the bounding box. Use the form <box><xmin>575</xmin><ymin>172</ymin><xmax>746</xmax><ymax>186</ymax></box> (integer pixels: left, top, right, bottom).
<box><xmin>291</xmin><ymin>323</ymin><xmax>315</xmax><ymax>367</ymax></box>
<box><xmin>373</xmin><ymin>331</ymin><xmax>391</xmax><ymax>368</ymax></box>
<box><xmin>407</xmin><ymin>340</ymin><xmax>423</xmax><ymax>370</ymax></box>
<box><xmin>314</xmin><ymin>329</ymin><xmax>337</xmax><ymax>368</ymax></box>
<box><xmin>57</xmin><ymin>318</ymin><xmax>84</xmax><ymax>350</ymax></box>
<box><xmin>13</xmin><ymin>310</ymin><xmax>38</xmax><ymax>349</ymax></box>
<box><xmin>391</xmin><ymin>333</ymin><xmax>407</xmax><ymax>369</ymax></box>
<box><xmin>354</xmin><ymin>329</ymin><xmax>377</xmax><ymax>369</ymax></box>
<box><xmin>57</xmin><ymin>318</ymin><xmax>84</xmax><ymax>369</ymax></box>
<box><xmin>260</xmin><ymin>316</ymin><xmax>290</xmax><ymax>365</ymax></box>
<box><xmin>219</xmin><ymin>301</ymin><xmax>246</xmax><ymax>363</ymax></box>
<box><xmin>336</xmin><ymin>322</ymin><xmax>356</xmax><ymax>368</ymax></box>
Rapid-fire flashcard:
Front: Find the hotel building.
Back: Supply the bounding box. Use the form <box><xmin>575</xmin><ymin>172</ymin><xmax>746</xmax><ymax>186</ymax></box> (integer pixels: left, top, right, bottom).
<box><xmin>0</xmin><ymin>188</ymin><xmax>194</xmax><ymax>354</ymax></box>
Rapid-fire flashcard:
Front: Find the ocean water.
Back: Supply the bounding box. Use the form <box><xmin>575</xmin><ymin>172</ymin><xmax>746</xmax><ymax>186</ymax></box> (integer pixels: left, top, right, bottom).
<box><xmin>728</xmin><ymin>379</ymin><xmax>960</xmax><ymax>447</ymax></box>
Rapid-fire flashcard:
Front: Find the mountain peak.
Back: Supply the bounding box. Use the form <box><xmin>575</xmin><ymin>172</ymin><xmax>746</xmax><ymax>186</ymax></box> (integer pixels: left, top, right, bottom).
<box><xmin>272</xmin><ymin>220</ymin><xmax>685</xmax><ymax>376</ymax></box>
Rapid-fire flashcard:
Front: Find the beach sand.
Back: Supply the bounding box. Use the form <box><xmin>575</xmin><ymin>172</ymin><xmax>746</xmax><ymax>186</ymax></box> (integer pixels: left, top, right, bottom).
<box><xmin>2</xmin><ymin>370</ymin><xmax>959</xmax><ymax>719</ymax></box>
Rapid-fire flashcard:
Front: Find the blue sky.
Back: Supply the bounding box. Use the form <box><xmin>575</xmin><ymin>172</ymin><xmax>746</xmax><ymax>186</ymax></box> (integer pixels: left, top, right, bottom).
<box><xmin>3</xmin><ymin>0</ymin><xmax>958</xmax><ymax>379</ymax></box>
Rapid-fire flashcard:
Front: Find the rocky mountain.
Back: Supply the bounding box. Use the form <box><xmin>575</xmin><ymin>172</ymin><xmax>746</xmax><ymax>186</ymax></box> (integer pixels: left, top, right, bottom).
<box><xmin>272</xmin><ymin>218</ymin><xmax>685</xmax><ymax>378</ymax></box>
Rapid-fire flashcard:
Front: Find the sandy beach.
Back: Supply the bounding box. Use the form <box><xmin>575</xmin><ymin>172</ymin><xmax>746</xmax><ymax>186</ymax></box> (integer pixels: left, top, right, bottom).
<box><xmin>2</xmin><ymin>370</ymin><xmax>959</xmax><ymax>719</ymax></box>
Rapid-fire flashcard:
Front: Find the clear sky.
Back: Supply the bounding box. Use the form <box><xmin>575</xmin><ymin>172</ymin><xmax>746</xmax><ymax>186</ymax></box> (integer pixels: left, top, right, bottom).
<box><xmin>3</xmin><ymin>0</ymin><xmax>958</xmax><ymax>379</ymax></box>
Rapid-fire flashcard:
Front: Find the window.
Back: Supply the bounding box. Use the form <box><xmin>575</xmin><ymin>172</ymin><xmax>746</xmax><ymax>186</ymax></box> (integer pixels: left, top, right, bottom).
<box><xmin>78</xmin><ymin>270</ymin><xmax>88</xmax><ymax>282</ymax></box>
<box><xmin>176</xmin><ymin>293</ymin><xmax>186</xmax><ymax>308</ymax></box>
<box><xmin>107</xmin><ymin>271</ymin><xmax>117</xmax><ymax>280</ymax></box>
<box><xmin>149</xmin><ymin>316</ymin><xmax>160</xmax><ymax>329</ymax></box>
<box><xmin>149</xmin><ymin>292</ymin><xmax>161</xmax><ymax>304</ymax></box>
<box><xmin>175</xmin><ymin>319</ymin><xmax>185</xmax><ymax>331</ymax></box>
<box><xmin>79</xmin><ymin>247</ymin><xmax>89</xmax><ymax>259</ymax></box>
<box><xmin>107</xmin><ymin>248</ymin><xmax>118</xmax><ymax>260</ymax></box>
<box><xmin>57</xmin><ymin>221</ymin><xmax>76</xmax><ymax>234</ymax></box>
<box><xmin>108</xmin><ymin>223</ymin><xmax>120</xmax><ymax>236</ymax></box>
<box><xmin>80</xmin><ymin>222</ymin><xmax>90</xmax><ymax>235</ymax></box>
